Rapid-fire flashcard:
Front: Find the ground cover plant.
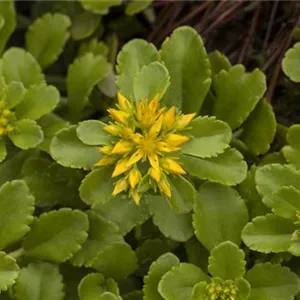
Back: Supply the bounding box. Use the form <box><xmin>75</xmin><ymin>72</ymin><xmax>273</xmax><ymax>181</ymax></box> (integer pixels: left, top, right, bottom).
<box><xmin>1</xmin><ymin>1</ymin><xmax>300</xmax><ymax>299</ymax></box>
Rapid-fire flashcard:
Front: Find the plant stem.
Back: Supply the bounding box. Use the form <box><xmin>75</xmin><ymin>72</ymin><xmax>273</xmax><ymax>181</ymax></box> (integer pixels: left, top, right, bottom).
<box><xmin>8</xmin><ymin>248</ymin><xmax>25</xmax><ymax>260</ymax></box>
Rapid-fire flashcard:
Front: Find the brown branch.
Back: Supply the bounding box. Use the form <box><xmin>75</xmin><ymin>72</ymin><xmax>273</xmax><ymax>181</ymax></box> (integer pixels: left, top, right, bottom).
<box><xmin>263</xmin><ymin>0</ymin><xmax>279</xmax><ymax>52</ymax></box>
<box><xmin>266</xmin><ymin>13</ymin><xmax>300</xmax><ymax>102</ymax></box>
<box><xmin>237</xmin><ymin>4</ymin><xmax>261</xmax><ymax>64</ymax></box>
<box><xmin>202</xmin><ymin>1</ymin><xmax>245</xmax><ymax>35</ymax></box>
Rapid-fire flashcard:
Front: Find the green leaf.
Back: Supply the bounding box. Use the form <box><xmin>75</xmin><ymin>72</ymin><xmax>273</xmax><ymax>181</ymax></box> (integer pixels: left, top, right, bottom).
<box><xmin>245</xmin><ymin>263</ymin><xmax>300</xmax><ymax>300</ymax></box>
<box><xmin>212</xmin><ymin>64</ymin><xmax>266</xmax><ymax>130</ymax></box>
<box><xmin>158</xmin><ymin>263</ymin><xmax>209</xmax><ymax>300</ymax></box>
<box><xmin>116</xmin><ymin>39</ymin><xmax>159</xmax><ymax>99</ymax></box>
<box><xmin>71</xmin><ymin>211</ymin><xmax>122</xmax><ymax>267</ymax></box>
<box><xmin>21</xmin><ymin>157</ymin><xmax>83</xmax><ymax>207</ymax></box>
<box><xmin>146</xmin><ymin>195</ymin><xmax>193</xmax><ymax>242</ymax></box>
<box><xmin>0</xmin><ymin>251</ymin><xmax>19</xmax><ymax>292</ymax></box>
<box><xmin>89</xmin><ymin>242</ymin><xmax>138</xmax><ymax>280</ymax></box>
<box><xmin>160</xmin><ymin>26</ymin><xmax>211</xmax><ymax>113</ymax></box>
<box><xmin>133</xmin><ymin>62</ymin><xmax>170</xmax><ymax>102</ymax></box>
<box><xmin>182</xmin><ymin>116</ymin><xmax>232</xmax><ymax>158</ymax></box>
<box><xmin>78</xmin><ymin>273</ymin><xmax>120</xmax><ymax>300</ymax></box>
<box><xmin>50</xmin><ymin>126</ymin><xmax>101</xmax><ymax>169</ymax></box>
<box><xmin>168</xmin><ymin>175</ymin><xmax>196</xmax><ymax>214</ymax></box>
<box><xmin>240</xmin><ymin>98</ymin><xmax>276</xmax><ymax>155</ymax></box>
<box><xmin>0</xmin><ymin>180</ymin><xmax>34</xmax><ymax>250</ymax></box>
<box><xmin>15</xmin><ymin>84</ymin><xmax>59</xmax><ymax>120</ymax></box>
<box><xmin>269</xmin><ymin>186</ymin><xmax>300</xmax><ymax>221</ymax></box>
<box><xmin>0</xmin><ymin>149</ymin><xmax>36</xmax><ymax>186</ymax></box>
<box><xmin>71</xmin><ymin>11</ymin><xmax>101</xmax><ymax>41</ymax></box>
<box><xmin>237</xmin><ymin>166</ymin><xmax>269</xmax><ymax>219</ymax></box>
<box><xmin>0</xmin><ymin>138</ymin><xmax>6</xmax><ymax>163</ymax></box>
<box><xmin>77</xmin><ymin>120</ymin><xmax>113</xmax><ymax>145</ymax></box>
<box><xmin>194</xmin><ymin>182</ymin><xmax>248</xmax><ymax>251</ymax></box>
<box><xmin>37</xmin><ymin>113</ymin><xmax>69</xmax><ymax>153</ymax></box>
<box><xmin>181</xmin><ymin>148</ymin><xmax>247</xmax><ymax>186</ymax></box>
<box><xmin>78</xmin><ymin>39</ymin><xmax>108</xmax><ymax>57</ymax></box>
<box><xmin>79</xmin><ymin>0</ymin><xmax>122</xmax><ymax>15</ymax></box>
<box><xmin>242</xmin><ymin>214</ymin><xmax>298</xmax><ymax>253</ymax></box>
<box><xmin>9</xmin><ymin>119</ymin><xmax>43</xmax><ymax>149</ymax></box>
<box><xmin>23</xmin><ymin>208</ymin><xmax>89</xmax><ymax>262</ymax></box>
<box><xmin>0</xmin><ymin>48</ymin><xmax>45</xmax><ymax>88</ymax></box>
<box><xmin>26</xmin><ymin>13</ymin><xmax>71</xmax><ymax>69</ymax></box>
<box><xmin>79</xmin><ymin>168</ymin><xmax>114</xmax><ymax>207</ymax></box>
<box><xmin>143</xmin><ymin>253</ymin><xmax>180</xmax><ymax>300</ymax></box>
<box><xmin>98</xmin><ymin>72</ymin><xmax>117</xmax><ymax>98</ymax></box>
<box><xmin>185</xmin><ymin>237</ymin><xmax>209</xmax><ymax>273</ymax></box>
<box><xmin>282</xmin><ymin>124</ymin><xmax>300</xmax><ymax>168</ymax></box>
<box><xmin>15</xmin><ymin>262</ymin><xmax>64</xmax><ymax>300</ymax></box>
<box><xmin>67</xmin><ymin>53</ymin><xmax>111</xmax><ymax>121</ymax></box>
<box><xmin>0</xmin><ymin>0</ymin><xmax>16</xmax><ymax>55</ymax></box>
<box><xmin>6</xmin><ymin>81</ymin><xmax>25</xmax><ymax>109</ymax></box>
<box><xmin>208</xmin><ymin>50</ymin><xmax>231</xmax><ymax>76</ymax></box>
<box><xmin>125</xmin><ymin>0</ymin><xmax>152</xmax><ymax>15</ymax></box>
<box><xmin>236</xmin><ymin>278</ymin><xmax>251</xmax><ymax>300</ymax></box>
<box><xmin>94</xmin><ymin>195</ymin><xmax>150</xmax><ymax>236</ymax></box>
<box><xmin>255</xmin><ymin>163</ymin><xmax>300</xmax><ymax>199</ymax></box>
<box><xmin>208</xmin><ymin>241</ymin><xmax>246</xmax><ymax>280</ymax></box>
<box><xmin>191</xmin><ymin>282</ymin><xmax>207</xmax><ymax>300</ymax></box>
<box><xmin>282</xmin><ymin>42</ymin><xmax>300</xmax><ymax>82</ymax></box>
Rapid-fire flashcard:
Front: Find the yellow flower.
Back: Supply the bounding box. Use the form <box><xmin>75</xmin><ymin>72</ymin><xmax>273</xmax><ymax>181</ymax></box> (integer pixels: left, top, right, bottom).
<box><xmin>95</xmin><ymin>92</ymin><xmax>195</xmax><ymax>204</ymax></box>
<box><xmin>0</xmin><ymin>100</ymin><xmax>15</xmax><ymax>137</ymax></box>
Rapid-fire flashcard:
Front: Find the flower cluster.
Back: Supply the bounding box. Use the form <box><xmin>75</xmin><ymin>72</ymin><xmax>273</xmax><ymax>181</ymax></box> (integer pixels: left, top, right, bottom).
<box><xmin>95</xmin><ymin>92</ymin><xmax>195</xmax><ymax>204</ymax></box>
<box><xmin>0</xmin><ymin>99</ymin><xmax>16</xmax><ymax>136</ymax></box>
<box><xmin>205</xmin><ymin>279</ymin><xmax>238</xmax><ymax>300</ymax></box>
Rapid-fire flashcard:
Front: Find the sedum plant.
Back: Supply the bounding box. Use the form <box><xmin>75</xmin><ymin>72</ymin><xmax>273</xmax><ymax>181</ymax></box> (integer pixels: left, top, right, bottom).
<box><xmin>2</xmin><ymin>1</ymin><xmax>300</xmax><ymax>300</ymax></box>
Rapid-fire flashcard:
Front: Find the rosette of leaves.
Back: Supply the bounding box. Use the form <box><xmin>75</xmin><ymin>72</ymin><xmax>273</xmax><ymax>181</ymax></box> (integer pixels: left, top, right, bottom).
<box><xmin>50</xmin><ymin>26</ymin><xmax>249</xmax><ymax>216</ymax></box>
<box><xmin>0</xmin><ymin>179</ymin><xmax>89</xmax><ymax>298</ymax></box>
<box><xmin>206</xmin><ymin>50</ymin><xmax>276</xmax><ymax>157</ymax></box>
<box><xmin>0</xmin><ymin>73</ymin><xmax>59</xmax><ymax>162</ymax></box>
<box><xmin>143</xmin><ymin>241</ymin><xmax>300</xmax><ymax>300</ymax></box>
<box><xmin>242</xmin><ymin>163</ymin><xmax>300</xmax><ymax>256</ymax></box>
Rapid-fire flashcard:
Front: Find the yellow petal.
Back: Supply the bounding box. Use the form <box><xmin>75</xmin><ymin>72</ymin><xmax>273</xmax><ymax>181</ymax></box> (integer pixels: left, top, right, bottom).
<box><xmin>95</xmin><ymin>156</ymin><xmax>116</xmax><ymax>167</ymax></box>
<box><xmin>163</xmin><ymin>133</ymin><xmax>189</xmax><ymax>147</ymax></box>
<box><xmin>112</xmin><ymin>177</ymin><xmax>128</xmax><ymax>196</ymax></box>
<box><xmin>163</xmin><ymin>106</ymin><xmax>176</xmax><ymax>129</ymax></box>
<box><xmin>99</xmin><ymin>145</ymin><xmax>113</xmax><ymax>155</ymax></box>
<box><xmin>148</xmin><ymin>114</ymin><xmax>163</xmax><ymax>138</ymax></box>
<box><xmin>136</xmin><ymin>101</ymin><xmax>145</xmax><ymax>122</ymax></box>
<box><xmin>108</xmin><ymin>108</ymin><xmax>129</xmax><ymax>124</ymax></box>
<box><xmin>104</xmin><ymin>124</ymin><xmax>121</xmax><ymax>136</ymax></box>
<box><xmin>149</xmin><ymin>167</ymin><xmax>162</xmax><ymax>182</ymax></box>
<box><xmin>128</xmin><ymin>167</ymin><xmax>142</xmax><ymax>189</ymax></box>
<box><xmin>148</xmin><ymin>153</ymin><xmax>160</xmax><ymax>170</ymax></box>
<box><xmin>127</xmin><ymin>149</ymin><xmax>143</xmax><ymax>167</ymax></box>
<box><xmin>131</xmin><ymin>189</ymin><xmax>141</xmax><ymax>205</ymax></box>
<box><xmin>148</xmin><ymin>95</ymin><xmax>160</xmax><ymax>113</ymax></box>
<box><xmin>156</xmin><ymin>142</ymin><xmax>180</xmax><ymax>153</ymax></box>
<box><xmin>0</xmin><ymin>127</ymin><xmax>6</xmax><ymax>136</ymax></box>
<box><xmin>117</xmin><ymin>92</ymin><xmax>132</xmax><ymax>112</ymax></box>
<box><xmin>0</xmin><ymin>118</ymin><xmax>8</xmax><ymax>126</ymax></box>
<box><xmin>112</xmin><ymin>158</ymin><xmax>131</xmax><ymax>177</ymax></box>
<box><xmin>2</xmin><ymin>109</ymin><xmax>11</xmax><ymax>117</ymax></box>
<box><xmin>111</xmin><ymin>140</ymin><xmax>133</xmax><ymax>155</ymax></box>
<box><xmin>161</xmin><ymin>157</ymin><xmax>186</xmax><ymax>175</ymax></box>
<box><xmin>176</xmin><ymin>113</ymin><xmax>196</xmax><ymax>130</ymax></box>
<box><xmin>121</xmin><ymin>127</ymin><xmax>134</xmax><ymax>139</ymax></box>
<box><xmin>131</xmin><ymin>133</ymin><xmax>143</xmax><ymax>144</ymax></box>
<box><xmin>159</xmin><ymin>177</ymin><xmax>171</xmax><ymax>198</ymax></box>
